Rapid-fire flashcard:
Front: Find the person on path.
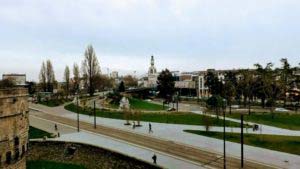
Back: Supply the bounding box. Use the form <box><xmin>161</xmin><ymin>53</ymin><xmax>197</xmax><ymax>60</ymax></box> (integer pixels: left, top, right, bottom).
<box><xmin>132</xmin><ymin>121</ymin><xmax>136</xmax><ymax>129</ymax></box>
<box><xmin>152</xmin><ymin>154</ymin><xmax>157</xmax><ymax>164</ymax></box>
<box><xmin>54</xmin><ymin>124</ymin><xmax>58</xmax><ymax>131</ymax></box>
<box><xmin>149</xmin><ymin>123</ymin><xmax>153</xmax><ymax>133</ymax></box>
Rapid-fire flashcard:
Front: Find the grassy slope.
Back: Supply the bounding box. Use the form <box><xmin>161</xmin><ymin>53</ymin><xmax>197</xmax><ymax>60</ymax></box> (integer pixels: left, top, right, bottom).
<box><xmin>128</xmin><ymin>98</ymin><xmax>165</xmax><ymax>111</ymax></box>
<box><xmin>39</xmin><ymin>99</ymin><xmax>70</xmax><ymax>107</ymax></box>
<box><xmin>65</xmin><ymin>103</ymin><xmax>241</xmax><ymax>127</ymax></box>
<box><xmin>27</xmin><ymin>160</ymin><xmax>86</xmax><ymax>169</ymax></box>
<box><xmin>108</xmin><ymin>98</ymin><xmax>165</xmax><ymax>110</ymax></box>
<box><xmin>227</xmin><ymin>113</ymin><xmax>300</xmax><ymax>130</ymax></box>
<box><xmin>29</xmin><ymin>126</ymin><xmax>53</xmax><ymax>139</ymax></box>
<box><xmin>185</xmin><ymin>130</ymin><xmax>300</xmax><ymax>155</ymax></box>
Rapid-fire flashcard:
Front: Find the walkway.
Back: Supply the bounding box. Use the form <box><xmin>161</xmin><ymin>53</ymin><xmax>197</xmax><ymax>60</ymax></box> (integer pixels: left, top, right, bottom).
<box><xmin>191</xmin><ymin>111</ymin><xmax>300</xmax><ymax>136</ymax></box>
<box><xmin>30</xmin><ymin>115</ymin><xmax>201</xmax><ymax>169</ymax></box>
<box><xmin>30</xmin><ymin>104</ymin><xmax>300</xmax><ymax>169</ymax></box>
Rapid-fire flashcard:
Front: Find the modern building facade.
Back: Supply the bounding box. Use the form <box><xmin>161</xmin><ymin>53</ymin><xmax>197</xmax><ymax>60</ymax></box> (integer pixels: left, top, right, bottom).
<box><xmin>175</xmin><ymin>69</ymin><xmax>241</xmax><ymax>98</ymax></box>
<box><xmin>0</xmin><ymin>88</ymin><xmax>29</xmax><ymax>169</ymax></box>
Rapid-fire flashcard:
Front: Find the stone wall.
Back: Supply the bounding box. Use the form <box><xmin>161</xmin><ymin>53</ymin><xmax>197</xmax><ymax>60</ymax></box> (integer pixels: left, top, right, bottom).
<box><xmin>0</xmin><ymin>88</ymin><xmax>29</xmax><ymax>169</ymax></box>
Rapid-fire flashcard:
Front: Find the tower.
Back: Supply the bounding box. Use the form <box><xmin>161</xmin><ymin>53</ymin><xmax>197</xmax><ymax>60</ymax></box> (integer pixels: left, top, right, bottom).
<box><xmin>151</xmin><ymin>55</ymin><xmax>154</xmax><ymax>66</ymax></box>
<box><xmin>148</xmin><ymin>55</ymin><xmax>157</xmax><ymax>75</ymax></box>
<box><xmin>0</xmin><ymin>88</ymin><xmax>29</xmax><ymax>169</ymax></box>
<box><xmin>147</xmin><ymin>55</ymin><xmax>158</xmax><ymax>88</ymax></box>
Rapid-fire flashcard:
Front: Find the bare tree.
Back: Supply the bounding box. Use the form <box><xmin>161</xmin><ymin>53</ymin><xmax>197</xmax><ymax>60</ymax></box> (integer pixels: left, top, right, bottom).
<box><xmin>202</xmin><ymin>115</ymin><xmax>212</xmax><ymax>132</ymax></box>
<box><xmin>82</xmin><ymin>45</ymin><xmax>101</xmax><ymax>96</ymax></box>
<box><xmin>39</xmin><ymin>61</ymin><xmax>47</xmax><ymax>92</ymax></box>
<box><xmin>94</xmin><ymin>74</ymin><xmax>114</xmax><ymax>91</ymax></box>
<box><xmin>64</xmin><ymin>65</ymin><xmax>70</xmax><ymax>96</ymax></box>
<box><xmin>73</xmin><ymin>63</ymin><xmax>80</xmax><ymax>93</ymax></box>
<box><xmin>280</xmin><ymin>58</ymin><xmax>292</xmax><ymax>107</ymax></box>
<box><xmin>0</xmin><ymin>78</ymin><xmax>15</xmax><ymax>88</ymax></box>
<box><xmin>123</xmin><ymin>75</ymin><xmax>138</xmax><ymax>88</ymax></box>
<box><xmin>46</xmin><ymin>60</ymin><xmax>55</xmax><ymax>92</ymax></box>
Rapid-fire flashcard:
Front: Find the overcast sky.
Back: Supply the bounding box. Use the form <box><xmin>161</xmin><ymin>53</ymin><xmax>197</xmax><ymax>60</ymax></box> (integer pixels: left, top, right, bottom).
<box><xmin>0</xmin><ymin>0</ymin><xmax>299</xmax><ymax>81</ymax></box>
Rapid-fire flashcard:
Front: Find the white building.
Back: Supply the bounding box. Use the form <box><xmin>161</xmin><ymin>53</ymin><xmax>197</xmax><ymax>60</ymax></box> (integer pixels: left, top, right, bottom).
<box><xmin>2</xmin><ymin>74</ymin><xmax>26</xmax><ymax>86</ymax></box>
<box><xmin>110</xmin><ymin>71</ymin><xmax>119</xmax><ymax>79</ymax></box>
<box><xmin>139</xmin><ymin>56</ymin><xmax>159</xmax><ymax>88</ymax></box>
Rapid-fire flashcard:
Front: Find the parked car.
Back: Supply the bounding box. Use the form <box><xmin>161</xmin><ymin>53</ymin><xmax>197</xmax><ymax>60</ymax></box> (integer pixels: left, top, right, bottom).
<box><xmin>230</xmin><ymin>105</ymin><xmax>239</xmax><ymax>109</ymax></box>
<box><xmin>275</xmin><ymin>108</ymin><xmax>290</xmax><ymax>112</ymax></box>
<box><xmin>167</xmin><ymin>108</ymin><xmax>176</xmax><ymax>111</ymax></box>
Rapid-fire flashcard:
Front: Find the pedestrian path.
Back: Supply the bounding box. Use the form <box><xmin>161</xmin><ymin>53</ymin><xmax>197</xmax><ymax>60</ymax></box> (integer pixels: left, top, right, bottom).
<box><xmin>191</xmin><ymin>110</ymin><xmax>300</xmax><ymax>136</ymax></box>
<box><xmin>29</xmin><ymin>115</ymin><xmax>204</xmax><ymax>169</ymax></box>
<box><xmin>30</xmin><ymin>104</ymin><xmax>300</xmax><ymax>169</ymax></box>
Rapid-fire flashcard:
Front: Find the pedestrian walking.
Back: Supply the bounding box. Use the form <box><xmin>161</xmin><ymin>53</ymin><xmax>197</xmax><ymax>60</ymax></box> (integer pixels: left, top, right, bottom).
<box><xmin>132</xmin><ymin>121</ymin><xmax>136</xmax><ymax>129</ymax></box>
<box><xmin>54</xmin><ymin>124</ymin><xmax>58</xmax><ymax>131</ymax></box>
<box><xmin>152</xmin><ymin>154</ymin><xmax>157</xmax><ymax>164</ymax></box>
<box><xmin>57</xmin><ymin>132</ymin><xmax>60</xmax><ymax>137</ymax></box>
<box><xmin>149</xmin><ymin>123</ymin><xmax>153</xmax><ymax>133</ymax></box>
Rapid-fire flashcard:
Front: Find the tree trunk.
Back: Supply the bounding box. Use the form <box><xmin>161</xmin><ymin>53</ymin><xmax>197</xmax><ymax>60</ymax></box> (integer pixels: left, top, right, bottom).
<box><xmin>261</xmin><ymin>98</ymin><xmax>265</xmax><ymax>108</ymax></box>
<box><xmin>243</xmin><ymin>96</ymin><xmax>247</xmax><ymax>108</ymax></box>
<box><xmin>271</xmin><ymin>107</ymin><xmax>275</xmax><ymax>119</ymax></box>
<box><xmin>229</xmin><ymin>101</ymin><xmax>232</xmax><ymax>115</ymax></box>
<box><xmin>248</xmin><ymin>99</ymin><xmax>251</xmax><ymax>115</ymax></box>
<box><xmin>216</xmin><ymin>107</ymin><xmax>219</xmax><ymax>120</ymax></box>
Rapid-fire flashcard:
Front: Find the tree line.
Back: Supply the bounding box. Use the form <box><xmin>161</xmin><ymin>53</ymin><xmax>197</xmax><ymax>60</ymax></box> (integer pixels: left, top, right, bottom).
<box><xmin>204</xmin><ymin>58</ymin><xmax>300</xmax><ymax>116</ymax></box>
<box><xmin>39</xmin><ymin>45</ymin><xmax>113</xmax><ymax>96</ymax></box>
<box><xmin>151</xmin><ymin>58</ymin><xmax>299</xmax><ymax>118</ymax></box>
<box><xmin>38</xmin><ymin>45</ymin><xmax>139</xmax><ymax>97</ymax></box>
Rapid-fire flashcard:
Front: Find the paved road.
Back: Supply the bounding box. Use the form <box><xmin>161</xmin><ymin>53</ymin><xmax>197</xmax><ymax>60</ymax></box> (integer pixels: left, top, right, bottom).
<box><xmin>29</xmin><ymin>108</ymin><xmax>274</xmax><ymax>169</ymax></box>
<box><xmin>30</xmin><ymin>104</ymin><xmax>300</xmax><ymax>169</ymax></box>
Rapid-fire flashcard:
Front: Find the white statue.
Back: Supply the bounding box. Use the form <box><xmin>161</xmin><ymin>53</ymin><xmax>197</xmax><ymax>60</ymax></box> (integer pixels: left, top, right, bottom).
<box><xmin>72</xmin><ymin>97</ymin><xmax>80</xmax><ymax>105</ymax></box>
<box><xmin>119</xmin><ymin>97</ymin><xmax>130</xmax><ymax>110</ymax></box>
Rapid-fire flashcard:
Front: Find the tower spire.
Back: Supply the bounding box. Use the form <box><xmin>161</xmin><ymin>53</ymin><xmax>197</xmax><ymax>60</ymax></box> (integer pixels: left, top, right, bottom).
<box><xmin>148</xmin><ymin>55</ymin><xmax>157</xmax><ymax>75</ymax></box>
<box><xmin>151</xmin><ymin>55</ymin><xmax>154</xmax><ymax>66</ymax></box>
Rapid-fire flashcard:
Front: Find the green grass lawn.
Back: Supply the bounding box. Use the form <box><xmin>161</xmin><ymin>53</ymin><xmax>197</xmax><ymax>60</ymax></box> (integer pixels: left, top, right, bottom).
<box><xmin>107</xmin><ymin>98</ymin><xmax>165</xmax><ymax>110</ymax></box>
<box><xmin>184</xmin><ymin>130</ymin><xmax>300</xmax><ymax>155</ymax></box>
<box><xmin>128</xmin><ymin>98</ymin><xmax>166</xmax><ymax>111</ymax></box>
<box><xmin>29</xmin><ymin>126</ymin><xmax>53</xmax><ymax>139</ymax></box>
<box><xmin>65</xmin><ymin>103</ymin><xmax>242</xmax><ymax>127</ymax></box>
<box><xmin>27</xmin><ymin>160</ymin><xmax>86</xmax><ymax>169</ymax></box>
<box><xmin>39</xmin><ymin>99</ymin><xmax>70</xmax><ymax>107</ymax></box>
<box><xmin>227</xmin><ymin>113</ymin><xmax>300</xmax><ymax>130</ymax></box>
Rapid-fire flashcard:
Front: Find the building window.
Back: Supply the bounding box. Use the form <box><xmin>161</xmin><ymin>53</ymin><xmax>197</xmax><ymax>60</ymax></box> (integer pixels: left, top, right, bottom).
<box><xmin>200</xmin><ymin>78</ymin><xmax>203</xmax><ymax>88</ymax></box>
<box><xmin>6</xmin><ymin>152</ymin><xmax>11</xmax><ymax>164</ymax></box>
<box><xmin>15</xmin><ymin>148</ymin><xmax>19</xmax><ymax>160</ymax></box>
<box><xmin>13</xmin><ymin>97</ymin><xmax>17</xmax><ymax>103</ymax></box>
<box><xmin>14</xmin><ymin>137</ymin><xmax>19</xmax><ymax>146</ymax></box>
<box><xmin>22</xmin><ymin>145</ymin><xmax>25</xmax><ymax>157</ymax></box>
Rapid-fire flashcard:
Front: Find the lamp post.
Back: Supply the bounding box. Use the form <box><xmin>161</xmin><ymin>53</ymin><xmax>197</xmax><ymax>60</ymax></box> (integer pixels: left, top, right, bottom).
<box><xmin>76</xmin><ymin>94</ymin><xmax>79</xmax><ymax>132</ymax></box>
<box><xmin>94</xmin><ymin>100</ymin><xmax>96</xmax><ymax>129</ymax></box>
<box><xmin>241</xmin><ymin>114</ymin><xmax>244</xmax><ymax>168</ymax></box>
<box><xmin>223</xmin><ymin>99</ymin><xmax>227</xmax><ymax>169</ymax></box>
<box><xmin>176</xmin><ymin>91</ymin><xmax>179</xmax><ymax>112</ymax></box>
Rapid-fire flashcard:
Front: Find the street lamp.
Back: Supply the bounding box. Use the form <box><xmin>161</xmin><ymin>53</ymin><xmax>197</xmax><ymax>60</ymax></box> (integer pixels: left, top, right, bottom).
<box><xmin>176</xmin><ymin>91</ymin><xmax>179</xmax><ymax>112</ymax></box>
<box><xmin>77</xmin><ymin>94</ymin><xmax>79</xmax><ymax>132</ymax></box>
<box><xmin>222</xmin><ymin>98</ymin><xmax>227</xmax><ymax>169</ymax></box>
<box><xmin>241</xmin><ymin>114</ymin><xmax>244</xmax><ymax>168</ymax></box>
<box><xmin>94</xmin><ymin>100</ymin><xmax>96</xmax><ymax>129</ymax></box>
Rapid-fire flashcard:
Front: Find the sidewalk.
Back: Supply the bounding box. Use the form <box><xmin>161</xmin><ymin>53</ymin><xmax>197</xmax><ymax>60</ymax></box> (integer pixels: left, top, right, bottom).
<box><xmin>191</xmin><ymin>110</ymin><xmax>300</xmax><ymax>136</ymax></box>
<box><xmin>30</xmin><ymin>115</ymin><xmax>204</xmax><ymax>169</ymax></box>
<box><xmin>30</xmin><ymin>104</ymin><xmax>300</xmax><ymax>169</ymax></box>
